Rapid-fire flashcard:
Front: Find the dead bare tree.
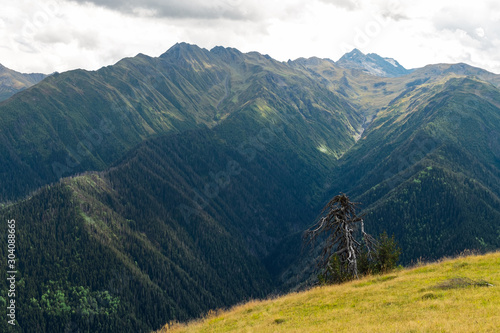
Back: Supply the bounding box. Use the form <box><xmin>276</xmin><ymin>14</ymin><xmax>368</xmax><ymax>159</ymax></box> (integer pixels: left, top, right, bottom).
<box><xmin>305</xmin><ymin>193</ymin><xmax>376</xmax><ymax>281</ymax></box>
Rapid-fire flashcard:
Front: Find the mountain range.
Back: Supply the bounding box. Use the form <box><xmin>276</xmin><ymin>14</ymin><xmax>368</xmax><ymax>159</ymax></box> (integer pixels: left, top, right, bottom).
<box><xmin>0</xmin><ymin>64</ymin><xmax>46</xmax><ymax>101</ymax></box>
<box><xmin>1</xmin><ymin>43</ymin><xmax>500</xmax><ymax>332</ymax></box>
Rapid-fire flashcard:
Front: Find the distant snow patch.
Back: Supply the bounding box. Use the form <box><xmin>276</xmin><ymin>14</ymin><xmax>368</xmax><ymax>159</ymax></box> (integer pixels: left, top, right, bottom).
<box><xmin>363</xmin><ymin>61</ymin><xmax>385</xmax><ymax>76</ymax></box>
<box><xmin>384</xmin><ymin>58</ymin><xmax>398</xmax><ymax>67</ymax></box>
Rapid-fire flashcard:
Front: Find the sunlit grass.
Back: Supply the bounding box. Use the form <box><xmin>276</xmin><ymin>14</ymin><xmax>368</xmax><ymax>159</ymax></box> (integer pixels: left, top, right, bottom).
<box><xmin>158</xmin><ymin>251</ymin><xmax>500</xmax><ymax>333</ymax></box>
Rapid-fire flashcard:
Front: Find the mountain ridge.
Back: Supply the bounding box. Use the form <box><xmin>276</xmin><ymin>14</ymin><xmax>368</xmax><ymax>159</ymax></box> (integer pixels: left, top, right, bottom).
<box><xmin>0</xmin><ymin>63</ymin><xmax>47</xmax><ymax>101</ymax></box>
<box><xmin>0</xmin><ymin>43</ymin><xmax>369</xmax><ymax>202</ymax></box>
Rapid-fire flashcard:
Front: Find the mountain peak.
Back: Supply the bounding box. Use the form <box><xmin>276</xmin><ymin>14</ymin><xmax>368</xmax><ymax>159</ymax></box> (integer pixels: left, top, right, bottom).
<box><xmin>336</xmin><ymin>49</ymin><xmax>411</xmax><ymax>77</ymax></box>
<box><xmin>344</xmin><ymin>48</ymin><xmax>364</xmax><ymax>57</ymax></box>
<box><xmin>289</xmin><ymin>56</ymin><xmax>335</xmax><ymax>68</ymax></box>
<box><xmin>160</xmin><ymin>42</ymin><xmax>207</xmax><ymax>59</ymax></box>
<box><xmin>210</xmin><ymin>45</ymin><xmax>241</xmax><ymax>54</ymax></box>
<box><xmin>171</xmin><ymin>42</ymin><xmax>199</xmax><ymax>50</ymax></box>
<box><xmin>209</xmin><ymin>45</ymin><xmax>243</xmax><ymax>62</ymax></box>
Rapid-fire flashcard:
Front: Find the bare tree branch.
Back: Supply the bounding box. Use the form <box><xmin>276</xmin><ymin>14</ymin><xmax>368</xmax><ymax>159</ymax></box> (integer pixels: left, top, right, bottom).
<box><xmin>304</xmin><ymin>193</ymin><xmax>377</xmax><ymax>281</ymax></box>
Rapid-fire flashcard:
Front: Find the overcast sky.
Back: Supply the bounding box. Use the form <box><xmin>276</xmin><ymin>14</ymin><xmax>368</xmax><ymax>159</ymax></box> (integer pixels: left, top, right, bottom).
<box><xmin>1</xmin><ymin>0</ymin><xmax>499</xmax><ymax>74</ymax></box>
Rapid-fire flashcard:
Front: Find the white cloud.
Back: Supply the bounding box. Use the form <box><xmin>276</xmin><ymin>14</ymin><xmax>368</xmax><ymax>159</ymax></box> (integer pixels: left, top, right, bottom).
<box><xmin>318</xmin><ymin>0</ymin><xmax>359</xmax><ymax>11</ymax></box>
<box><xmin>1</xmin><ymin>0</ymin><xmax>500</xmax><ymax>74</ymax></box>
<box><xmin>66</xmin><ymin>0</ymin><xmax>257</xmax><ymax>20</ymax></box>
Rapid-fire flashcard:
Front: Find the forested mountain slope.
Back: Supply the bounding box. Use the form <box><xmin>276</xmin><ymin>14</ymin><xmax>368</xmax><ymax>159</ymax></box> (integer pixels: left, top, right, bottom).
<box><xmin>333</xmin><ymin>76</ymin><xmax>500</xmax><ymax>262</ymax></box>
<box><xmin>0</xmin><ymin>43</ymin><xmax>367</xmax><ymax>202</ymax></box>
<box><xmin>261</xmin><ymin>68</ymin><xmax>500</xmax><ymax>287</ymax></box>
<box><xmin>0</xmin><ymin>44</ymin><xmax>365</xmax><ymax>331</ymax></box>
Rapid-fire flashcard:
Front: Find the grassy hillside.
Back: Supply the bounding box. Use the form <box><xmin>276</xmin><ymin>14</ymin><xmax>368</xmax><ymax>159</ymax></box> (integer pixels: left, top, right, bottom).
<box><xmin>161</xmin><ymin>251</ymin><xmax>500</xmax><ymax>333</ymax></box>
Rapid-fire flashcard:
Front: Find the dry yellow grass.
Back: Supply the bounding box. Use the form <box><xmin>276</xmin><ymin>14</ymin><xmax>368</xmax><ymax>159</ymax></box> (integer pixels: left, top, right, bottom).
<box><xmin>157</xmin><ymin>251</ymin><xmax>500</xmax><ymax>333</ymax></box>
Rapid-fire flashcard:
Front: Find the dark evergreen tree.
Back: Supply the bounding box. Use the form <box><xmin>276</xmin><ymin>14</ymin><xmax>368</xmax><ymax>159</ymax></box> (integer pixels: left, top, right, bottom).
<box><xmin>373</xmin><ymin>232</ymin><xmax>401</xmax><ymax>273</ymax></box>
<box><xmin>358</xmin><ymin>232</ymin><xmax>401</xmax><ymax>275</ymax></box>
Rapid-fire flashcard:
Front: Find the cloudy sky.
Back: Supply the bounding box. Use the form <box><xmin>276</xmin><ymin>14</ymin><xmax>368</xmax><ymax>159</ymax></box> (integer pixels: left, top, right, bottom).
<box><xmin>1</xmin><ymin>0</ymin><xmax>499</xmax><ymax>74</ymax></box>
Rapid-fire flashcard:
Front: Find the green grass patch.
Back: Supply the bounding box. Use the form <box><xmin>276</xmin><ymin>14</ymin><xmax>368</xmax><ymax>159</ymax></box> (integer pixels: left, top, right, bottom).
<box><xmin>160</xmin><ymin>252</ymin><xmax>500</xmax><ymax>333</ymax></box>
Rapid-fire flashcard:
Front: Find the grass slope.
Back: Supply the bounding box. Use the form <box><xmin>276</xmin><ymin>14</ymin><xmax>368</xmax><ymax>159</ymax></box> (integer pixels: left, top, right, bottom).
<box><xmin>161</xmin><ymin>251</ymin><xmax>500</xmax><ymax>333</ymax></box>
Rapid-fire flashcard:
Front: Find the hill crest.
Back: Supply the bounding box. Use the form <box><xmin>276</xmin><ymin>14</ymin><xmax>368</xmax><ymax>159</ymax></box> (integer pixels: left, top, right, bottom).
<box><xmin>160</xmin><ymin>251</ymin><xmax>500</xmax><ymax>333</ymax></box>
